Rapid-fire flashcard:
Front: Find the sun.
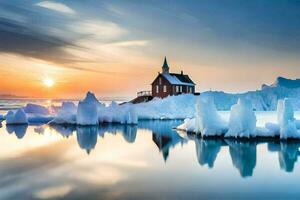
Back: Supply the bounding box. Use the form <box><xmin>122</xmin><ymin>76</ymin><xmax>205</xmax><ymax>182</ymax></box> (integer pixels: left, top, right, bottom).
<box><xmin>43</xmin><ymin>78</ymin><xmax>54</xmax><ymax>87</ymax></box>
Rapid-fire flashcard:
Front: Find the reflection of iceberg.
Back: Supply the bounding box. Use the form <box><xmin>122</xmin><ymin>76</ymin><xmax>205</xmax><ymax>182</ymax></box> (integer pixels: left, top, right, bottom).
<box><xmin>50</xmin><ymin>125</ymin><xmax>76</xmax><ymax>138</ymax></box>
<box><xmin>139</xmin><ymin>120</ymin><xmax>183</xmax><ymax>136</ymax></box>
<box><xmin>6</xmin><ymin>124</ymin><xmax>28</xmax><ymax>139</ymax></box>
<box><xmin>279</xmin><ymin>142</ymin><xmax>299</xmax><ymax>172</ymax></box>
<box><xmin>76</xmin><ymin>126</ymin><xmax>98</xmax><ymax>154</ymax></box>
<box><xmin>122</xmin><ymin>125</ymin><xmax>137</xmax><ymax>143</ymax></box>
<box><xmin>141</xmin><ymin>120</ymin><xmax>186</xmax><ymax>161</ymax></box>
<box><xmin>267</xmin><ymin>141</ymin><xmax>281</xmax><ymax>152</ymax></box>
<box><xmin>97</xmin><ymin>124</ymin><xmax>137</xmax><ymax>142</ymax></box>
<box><xmin>268</xmin><ymin>141</ymin><xmax>300</xmax><ymax>172</ymax></box>
<box><xmin>195</xmin><ymin>138</ymin><xmax>222</xmax><ymax>168</ymax></box>
<box><xmin>226</xmin><ymin>140</ymin><xmax>257</xmax><ymax>177</ymax></box>
<box><xmin>34</xmin><ymin>126</ymin><xmax>45</xmax><ymax>134</ymax></box>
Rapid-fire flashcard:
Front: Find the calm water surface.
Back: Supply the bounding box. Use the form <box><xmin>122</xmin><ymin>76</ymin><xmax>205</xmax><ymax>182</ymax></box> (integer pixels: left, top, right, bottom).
<box><xmin>1</xmin><ymin>120</ymin><xmax>300</xmax><ymax>200</ymax></box>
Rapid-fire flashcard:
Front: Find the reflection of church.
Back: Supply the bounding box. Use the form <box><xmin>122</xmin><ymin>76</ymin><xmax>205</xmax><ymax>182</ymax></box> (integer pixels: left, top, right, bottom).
<box><xmin>151</xmin><ymin>125</ymin><xmax>186</xmax><ymax>161</ymax></box>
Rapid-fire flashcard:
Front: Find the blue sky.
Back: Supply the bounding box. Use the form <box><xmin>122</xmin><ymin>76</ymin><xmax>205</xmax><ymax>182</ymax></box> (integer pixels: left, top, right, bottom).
<box><xmin>1</xmin><ymin>0</ymin><xmax>300</xmax><ymax>97</ymax></box>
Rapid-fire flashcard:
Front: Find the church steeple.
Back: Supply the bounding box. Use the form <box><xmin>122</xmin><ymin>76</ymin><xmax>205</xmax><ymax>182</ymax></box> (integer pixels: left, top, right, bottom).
<box><xmin>162</xmin><ymin>56</ymin><xmax>169</xmax><ymax>73</ymax></box>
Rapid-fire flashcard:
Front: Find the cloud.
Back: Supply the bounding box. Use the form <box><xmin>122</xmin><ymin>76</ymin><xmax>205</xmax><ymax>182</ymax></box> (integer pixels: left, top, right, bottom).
<box><xmin>108</xmin><ymin>40</ymin><xmax>149</xmax><ymax>47</ymax></box>
<box><xmin>0</xmin><ymin>19</ymin><xmax>76</xmax><ymax>63</ymax></box>
<box><xmin>68</xmin><ymin>20</ymin><xmax>126</xmax><ymax>40</ymax></box>
<box><xmin>35</xmin><ymin>1</ymin><xmax>75</xmax><ymax>15</ymax></box>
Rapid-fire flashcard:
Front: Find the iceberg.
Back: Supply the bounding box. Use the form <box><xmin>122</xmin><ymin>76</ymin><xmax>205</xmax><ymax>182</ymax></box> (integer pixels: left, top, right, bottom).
<box><xmin>201</xmin><ymin>77</ymin><xmax>300</xmax><ymax>111</ymax></box>
<box><xmin>77</xmin><ymin>92</ymin><xmax>99</xmax><ymax>125</ymax></box>
<box><xmin>23</xmin><ymin>103</ymin><xmax>49</xmax><ymax>115</ymax></box>
<box><xmin>277</xmin><ymin>98</ymin><xmax>300</xmax><ymax>139</ymax></box>
<box><xmin>124</xmin><ymin>106</ymin><xmax>138</xmax><ymax>124</ymax></box>
<box><xmin>6</xmin><ymin>108</ymin><xmax>28</xmax><ymax>125</ymax></box>
<box><xmin>177</xmin><ymin>97</ymin><xmax>227</xmax><ymax>136</ymax></box>
<box><xmin>49</xmin><ymin>102</ymin><xmax>77</xmax><ymax>124</ymax></box>
<box><xmin>225</xmin><ymin>98</ymin><xmax>257</xmax><ymax>138</ymax></box>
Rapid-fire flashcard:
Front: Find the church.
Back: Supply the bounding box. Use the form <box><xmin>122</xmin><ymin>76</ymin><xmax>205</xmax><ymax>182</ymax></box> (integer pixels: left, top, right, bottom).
<box><xmin>151</xmin><ymin>57</ymin><xmax>196</xmax><ymax>98</ymax></box>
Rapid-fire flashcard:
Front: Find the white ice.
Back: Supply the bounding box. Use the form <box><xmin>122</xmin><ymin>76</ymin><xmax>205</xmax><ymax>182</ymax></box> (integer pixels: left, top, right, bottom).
<box><xmin>77</xmin><ymin>91</ymin><xmax>99</xmax><ymax>125</ymax></box>
<box><xmin>23</xmin><ymin>103</ymin><xmax>49</xmax><ymax>115</ymax></box>
<box><xmin>49</xmin><ymin>102</ymin><xmax>77</xmax><ymax>124</ymax></box>
<box><xmin>277</xmin><ymin>99</ymin><xmax>300</xmax><ymax>139</ymax></box>
<box><xmin>225</xmin><ymin>98</ymin><xmax>257</xmax><ymax>138</ymax></box>
<box><xmin>6</xmin><ymin>108</ymin><xmax>28</xmax><ymax>125</ymax></box>
<box><xmin>177</xmin><ymin>97</ymin><xmax>227</xmax><ymax>136</ymax></box>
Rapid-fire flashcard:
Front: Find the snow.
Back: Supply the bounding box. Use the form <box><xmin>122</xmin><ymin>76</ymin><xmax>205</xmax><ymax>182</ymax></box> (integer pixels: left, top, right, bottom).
<box><xmin>6</xmin><ymin>108</ymin><xmax>28</xmax><ymax>125</ymax></box>
<box><xmin>161</xmin><ymin>72</ymin><xmax>194</xmax><ymax>86</ymax></box>
<box><xmin>225</xmin><ymin>98</ymin><xmax>257</xmax><ymax>138</ymax></box>
<box><xmin>135</xmin><ymin>94</ymin><xmax>196</xmax><ymax>119</ymax></box>
<box><xmin>77</xmin><ymin>91</ymin><xmax>99</xmax><ymax>125</ymax></box>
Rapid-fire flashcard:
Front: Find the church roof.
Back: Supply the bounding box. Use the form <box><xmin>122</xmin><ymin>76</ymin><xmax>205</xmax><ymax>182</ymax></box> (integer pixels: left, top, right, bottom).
<box><xmin>161</xmin><ymin>72</ymin><xmax>195</xmax><ymax>86</ymax></box>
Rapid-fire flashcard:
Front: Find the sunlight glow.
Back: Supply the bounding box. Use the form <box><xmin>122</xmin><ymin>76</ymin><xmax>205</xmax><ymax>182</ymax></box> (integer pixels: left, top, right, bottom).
<box><xmin>43</xmin><ymin>78</ymin><xmax>54</xmax><ymax>87</ymax></box>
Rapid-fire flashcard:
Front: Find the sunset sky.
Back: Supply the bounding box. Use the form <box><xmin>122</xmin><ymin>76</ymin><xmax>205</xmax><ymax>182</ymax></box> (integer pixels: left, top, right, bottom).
<box><xmin>1</xmin><ymin>0</ymin><xmax>300</xmax><ymax>98</ymax></box>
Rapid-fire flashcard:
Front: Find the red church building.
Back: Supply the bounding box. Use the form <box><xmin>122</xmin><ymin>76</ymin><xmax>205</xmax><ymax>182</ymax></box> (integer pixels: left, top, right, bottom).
<box><xmin>151</xmin><ymin>57</ymin><xmax>196</xmax><ymax>98</ymax></box>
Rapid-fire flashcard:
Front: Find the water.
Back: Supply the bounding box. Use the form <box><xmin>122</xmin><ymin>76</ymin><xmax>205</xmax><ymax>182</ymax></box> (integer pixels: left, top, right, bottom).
<box><xmin>1</xmin><ymin>119</ymin><xmax>300</xmax><ymax>200</ymax></box>
<box><xmin>1</xmin><ymin>99</ymin><xmax>300</xmax><ymax>199</ymax></box>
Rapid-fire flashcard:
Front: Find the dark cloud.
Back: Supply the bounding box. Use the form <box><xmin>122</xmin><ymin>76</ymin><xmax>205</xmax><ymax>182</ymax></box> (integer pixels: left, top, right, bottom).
<box><xmin>0</xmin><ymin>18</ymin><xmax>79</xmax><ymax>63</ymax></box>
<box><xmin>0</xmin><ymin>1</ymin><xmax>82</xmax><ymax>64</ymax></box>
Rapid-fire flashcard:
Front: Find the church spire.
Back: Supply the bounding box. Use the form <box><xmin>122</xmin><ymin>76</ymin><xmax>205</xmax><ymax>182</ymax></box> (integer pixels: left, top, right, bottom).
<box><xmin>162</xmin><ymin>56</ymin><xmax>169</xmax><ymax>73</ymax></box>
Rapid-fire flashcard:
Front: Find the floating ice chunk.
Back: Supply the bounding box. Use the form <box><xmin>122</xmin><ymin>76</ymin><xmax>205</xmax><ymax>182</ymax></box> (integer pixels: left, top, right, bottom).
<box><xmin>177</xmin><ymin>97</ymin><xmax>226</xmax><ymax>136</ymax></box>
<box><xmin>196</xmin><ymin>97</ymin><xmax>227</xmax><ymax>136</ymax></box>
<box><xmin>6</xmin><ymin>108</ymin><xmax>28</xmax><ymax>125</ymax></box>
<box><xmin>265</xmin><ymin>122</ymin><xmax>280</xmax><ymax>134</ymax></box>
<box><xmin>98</xmin><ymin>101</ymin><xmax>119</xmax><ymax>123</ymax></box>
<box><xmin>177</xmin><ymin>118</ymin><xmax>196</xmax><ymax>132</ymax></box>
<box><xmin>23</xmin><ymin>103</ymin><xmax>49</xmax><ymax>115</ymax></box>
<box><xmin>77</xmin><ymin>92</ymin><xmax>99</xmax><ymax>125</ymax></box>
<box><xmin>225</xmin><ymin>98</ymin><xmax>256</xmax><ymax>138</ymax></box>
<box><xmin>277</xmin><ymin>99</ymin><xmax>300</xmax><ymax>139</ymax></box>
<box><xmin>27</xmin><ymin>115</ymin><xmax>54</xmax><ymax>124</ymax></box>
<box><xmin>124</xmin><ymin>106</ymin><xmax>138</xmax><ymax>124</ymax></box>
<box><xmin>49</xmin><ymin>102</ymin><xmax>77</xmax><ymax>124</ymax></box>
